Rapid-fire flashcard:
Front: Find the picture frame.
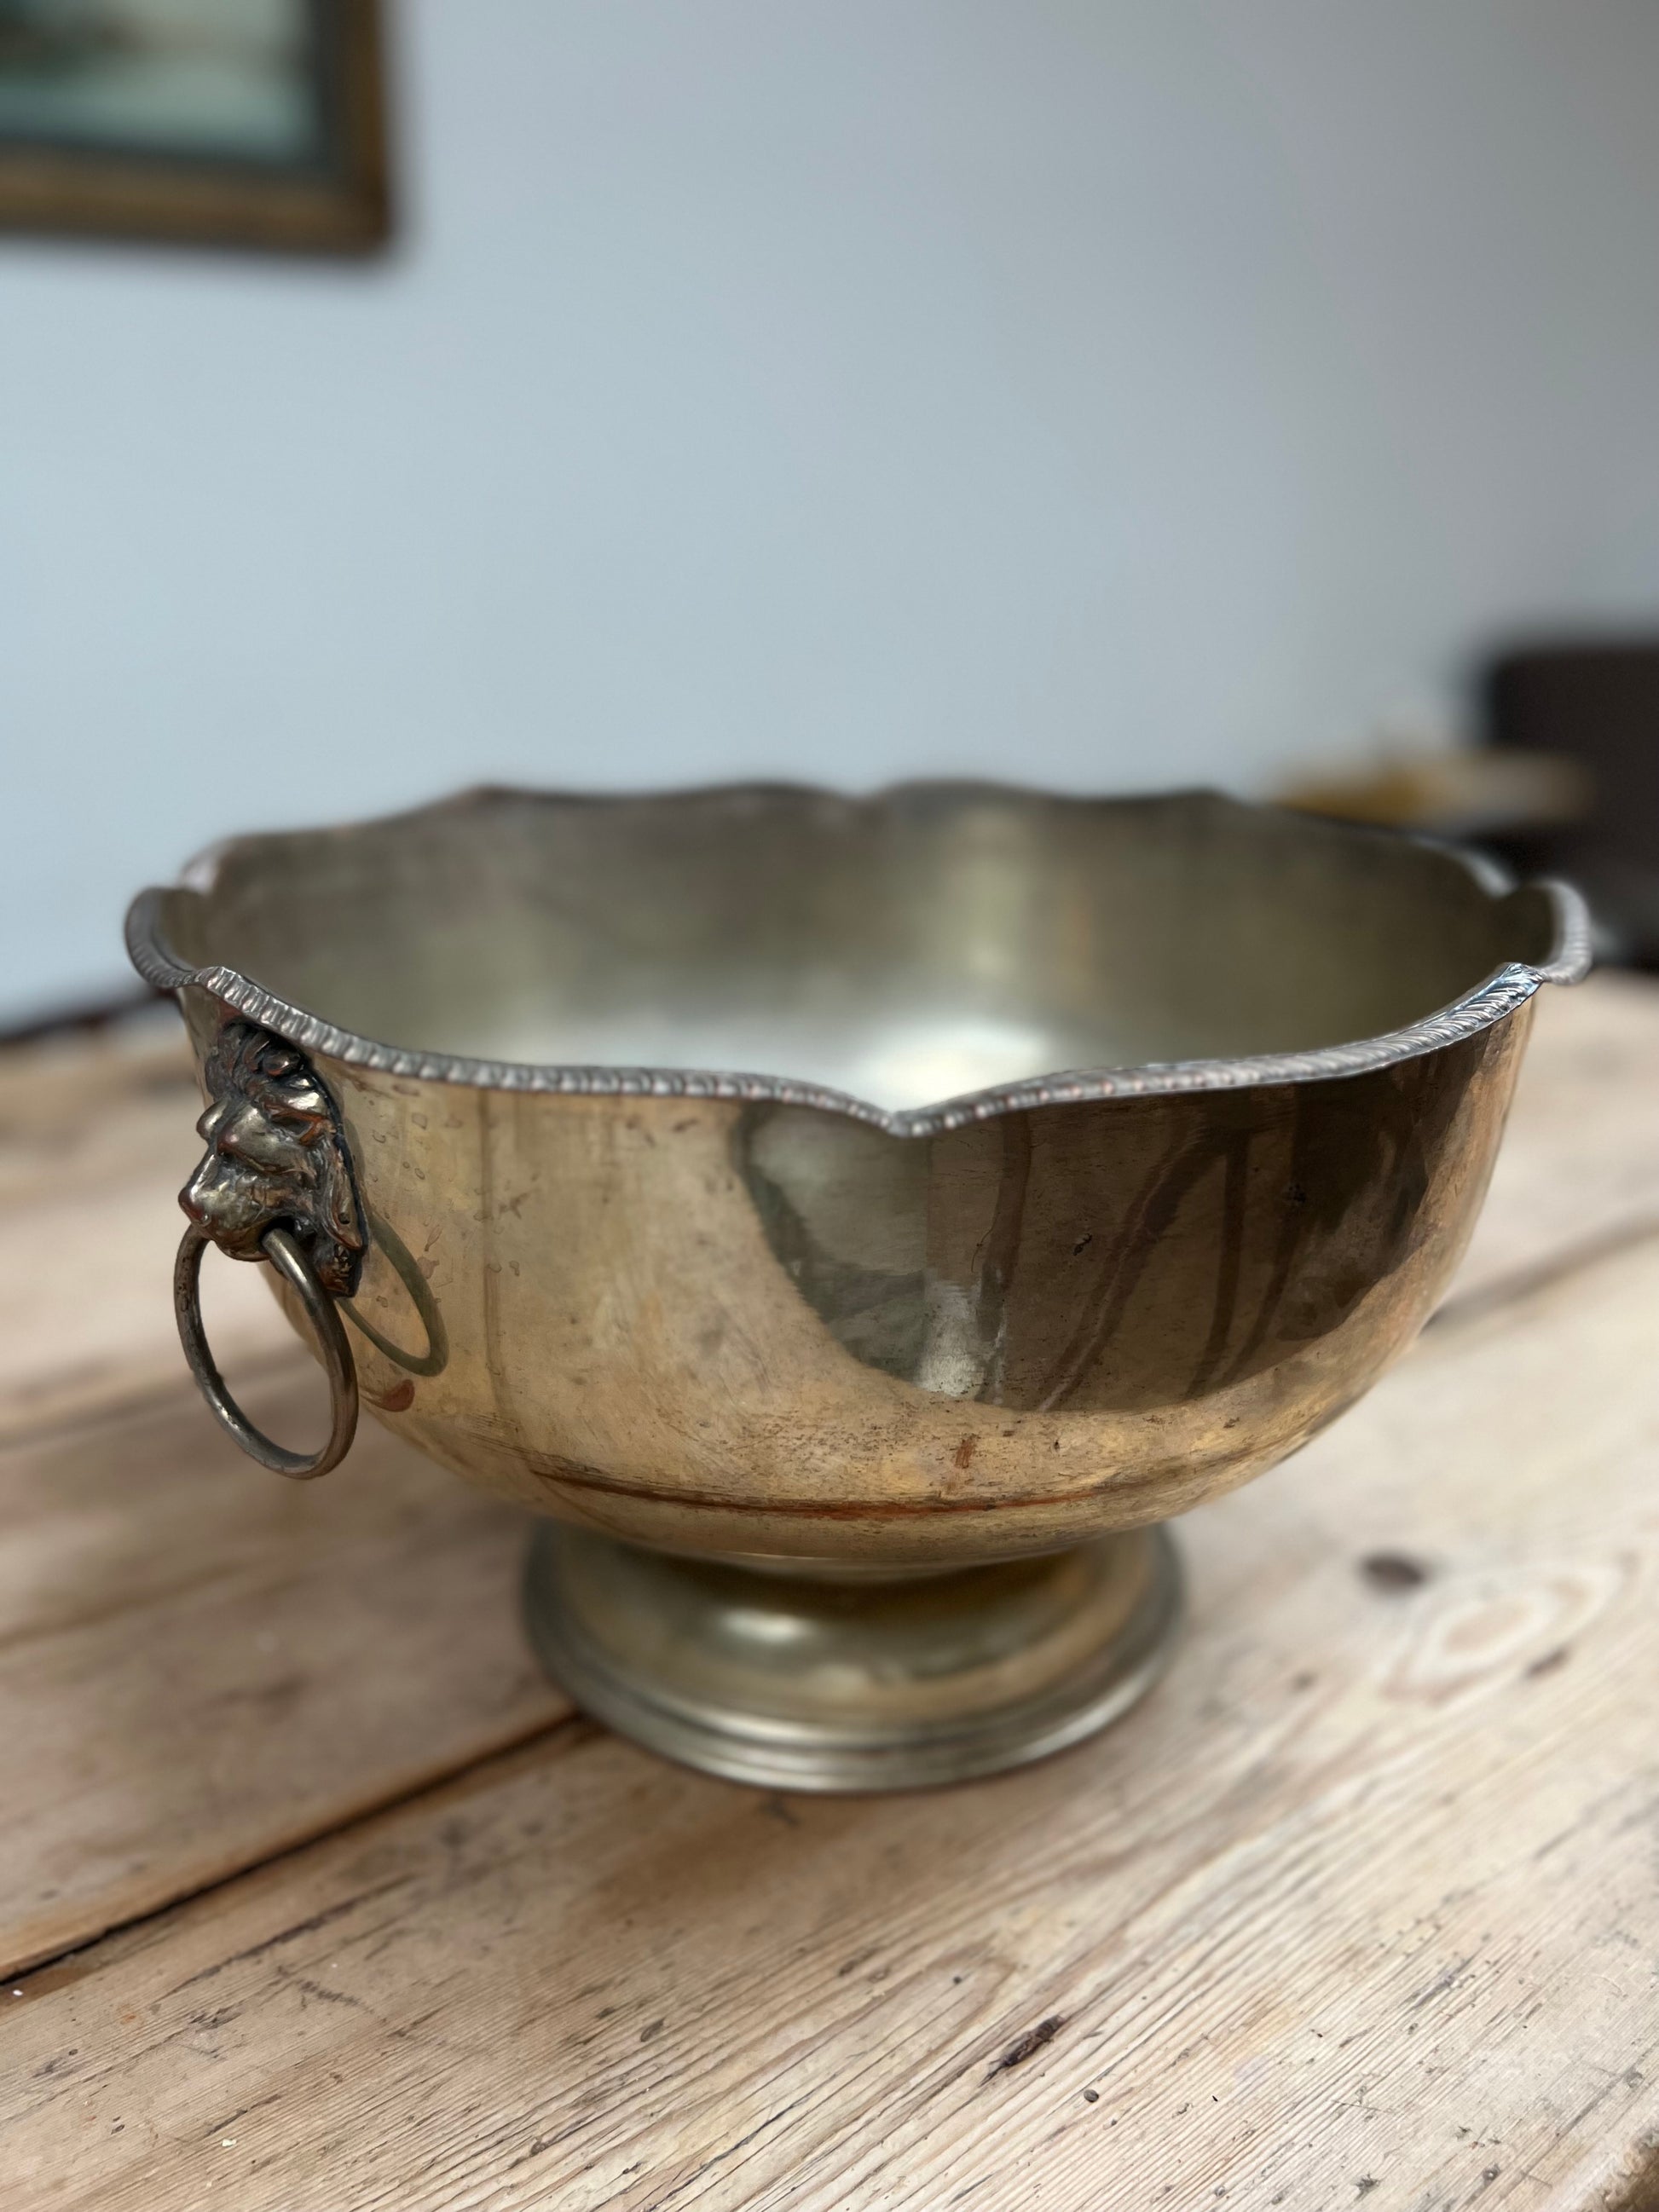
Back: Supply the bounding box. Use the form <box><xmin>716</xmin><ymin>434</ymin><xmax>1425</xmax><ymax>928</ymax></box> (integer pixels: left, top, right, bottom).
<box><xmin>0</xmin><ymin>0</ymin><xmax>390</xmax><ymax>253</ymax></box>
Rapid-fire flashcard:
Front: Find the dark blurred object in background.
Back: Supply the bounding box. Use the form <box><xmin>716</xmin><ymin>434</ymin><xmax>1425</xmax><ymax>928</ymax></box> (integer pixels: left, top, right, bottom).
<box><xmin>1279</xmin><ymin>745</ymin><xmax>1592</xmax><ymax>847</ymax></box>
<box><xmin>1482</xmin><ymin>640</ymin><xmax>1659</xmax><ymax>972</ymax></box>
<box><xmin>1279</xmin><ymin>636</ymin><xmax>1659</xmax><ymax>973</ymax></box>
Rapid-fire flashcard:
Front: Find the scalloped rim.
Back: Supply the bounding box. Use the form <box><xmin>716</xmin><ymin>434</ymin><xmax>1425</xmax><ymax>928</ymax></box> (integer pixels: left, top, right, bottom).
<box><xmin>125</xmin><ymin>785</ymin><xmax>1593</xmax><ymax>1140</ymax></box>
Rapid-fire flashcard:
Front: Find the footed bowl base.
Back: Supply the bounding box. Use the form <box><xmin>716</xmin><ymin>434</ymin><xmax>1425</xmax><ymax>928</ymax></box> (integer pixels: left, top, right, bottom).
<box><xmin>522</xmin><ymin>1520</ymin><xmax>1182</xmax><ymax>1793</ymax></box>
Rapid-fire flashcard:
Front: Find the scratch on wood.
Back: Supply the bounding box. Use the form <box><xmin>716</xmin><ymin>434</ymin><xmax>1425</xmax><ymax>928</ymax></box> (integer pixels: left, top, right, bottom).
<box><xmin>165</xmin><ymin>1877</ymin><xmax>416</xmax><ymax>1994</ymax></box>
<box><xmin>988</xmin><ymin>2015</ymin><xmax>1065</xmax><ymax>2077</ymax></box>
<box><xmin>1408</xmin><ymin>1956</ymin><xmax>1474</xmax><ymax>2011</ymax></box>
<box><xmin>285</xmin><ymin>1974</ymin><xmax>372</xmax><ymax>2013</ymax></box>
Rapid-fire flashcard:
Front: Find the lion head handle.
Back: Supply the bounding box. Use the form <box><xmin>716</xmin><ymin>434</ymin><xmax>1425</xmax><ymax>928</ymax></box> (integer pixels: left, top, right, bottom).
<box><xmin>181</xmin><ymin>1022</ymin><xmax>366</xmax><ymax>1300</ymax></box>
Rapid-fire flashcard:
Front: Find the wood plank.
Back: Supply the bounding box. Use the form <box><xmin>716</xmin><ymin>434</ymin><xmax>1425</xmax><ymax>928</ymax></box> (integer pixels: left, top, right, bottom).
<box><xmin>0</xmin><ymin>1377</ymin><xmax>568</xmax><ymax>1982</ymax></box>
<box><xmin>0</xmin><ymin>1021</ymin><xmax>288</xmax><ymax>1445</ymax></box>
<box><xmin>5</xmin><ymin>1237</ymin><xmax>1657</xmax><ymax>2211</ymax></box>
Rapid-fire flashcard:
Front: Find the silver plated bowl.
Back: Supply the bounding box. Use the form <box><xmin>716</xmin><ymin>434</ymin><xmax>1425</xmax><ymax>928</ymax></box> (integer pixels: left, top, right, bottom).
<box><xmin>128</xmin><ymin>784</ymin><xmax>1589</xmax><ymax>1790</ymax></box>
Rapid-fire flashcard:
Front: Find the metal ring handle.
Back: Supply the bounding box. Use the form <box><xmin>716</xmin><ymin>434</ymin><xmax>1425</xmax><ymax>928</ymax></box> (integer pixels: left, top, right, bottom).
<box><xmin>175</xmin><ymin>1221</ymin><xmax>359</xmax><ymax>1479</ymax></box>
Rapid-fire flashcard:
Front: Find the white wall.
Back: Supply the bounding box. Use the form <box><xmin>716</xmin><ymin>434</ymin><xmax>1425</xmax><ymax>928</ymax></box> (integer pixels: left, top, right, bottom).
<box><xmin>5</xmin><ymin>0</ymin><xmax>1659</xmax><ymax>1023</ymax></box>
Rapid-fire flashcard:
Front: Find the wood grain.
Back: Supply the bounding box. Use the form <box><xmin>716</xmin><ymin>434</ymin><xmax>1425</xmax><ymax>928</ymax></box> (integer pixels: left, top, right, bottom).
<box><xmin>4</xmin><ymin>1235</ymin><xmax>1658</xmax><ymax>2212</ymax></box>
<box><xmin>0</xmin><ymin>1373</ymin><xmax>569</xmax><ymax>1981</ymax></box>
<box><xmin>0</xmin><ymin>1025</ymin><xmax>288</xmax><ymax>1445</ymax></box>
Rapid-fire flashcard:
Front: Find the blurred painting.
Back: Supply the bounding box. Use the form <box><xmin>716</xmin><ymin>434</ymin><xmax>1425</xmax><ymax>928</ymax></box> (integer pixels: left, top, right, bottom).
<box><xmin>0</xmin><ymin>0</ymin><xmax>389</xmax><ymax>249</ymax></box>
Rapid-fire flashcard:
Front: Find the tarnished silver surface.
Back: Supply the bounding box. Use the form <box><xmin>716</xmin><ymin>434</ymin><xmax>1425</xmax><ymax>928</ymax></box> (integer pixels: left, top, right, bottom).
<box><xmin>181</xmin><ymin>1019</ymin><xmax>366</xmax><ymax>1297</ymax></box>
<box><xmin>175</xmin><ymin>1220</ymin><xmax>358</xmax><ymax>1479</ymax></box>
<box><xmin>126</xmin><ymin>786</ymin><xmax>1589</xmax><ymax>1133</ymax></box>
<box><xmin>129</xmin><ymin>783</ymin><xmax>1589</xmax><ymax>1788</ymax></box>
<box><xmin>173</xmin><ymin>1020</ymin><xmax>365</xmax><ymax>1476</ymax></box>
<box><xmin>523</xmin><ymin>1522</ymin><xmax>1182</xmax><ymax>1791</ymax></box>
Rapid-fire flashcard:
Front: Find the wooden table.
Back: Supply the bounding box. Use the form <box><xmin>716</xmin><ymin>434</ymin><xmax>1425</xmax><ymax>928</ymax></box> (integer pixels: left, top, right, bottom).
<box><xmin>3</xmin><ymin>978</ymin><xmax>1658</xmax><ymax>2212</ymax></box>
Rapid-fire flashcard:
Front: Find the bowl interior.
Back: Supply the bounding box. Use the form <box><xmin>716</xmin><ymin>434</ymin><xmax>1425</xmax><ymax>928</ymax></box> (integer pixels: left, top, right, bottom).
<box><xmin>159</xmin><ymin>787</ymin><xmax>1553</xmax><ymax>1111</ymax></box>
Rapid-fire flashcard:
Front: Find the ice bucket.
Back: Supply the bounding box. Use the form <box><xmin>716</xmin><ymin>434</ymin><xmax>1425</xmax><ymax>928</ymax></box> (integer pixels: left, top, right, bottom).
<box><xmin>126</xmin><ymin>784</ymin><xmax>1588</xmax><ymax>1788</ymax></box>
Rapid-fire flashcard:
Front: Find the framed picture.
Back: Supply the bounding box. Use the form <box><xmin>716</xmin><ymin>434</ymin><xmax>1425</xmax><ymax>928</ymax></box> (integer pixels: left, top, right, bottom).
<box><xmin>0</xmin><ymin>0</ymin><xmax>390</xmax><ymax>252</ymax></box>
